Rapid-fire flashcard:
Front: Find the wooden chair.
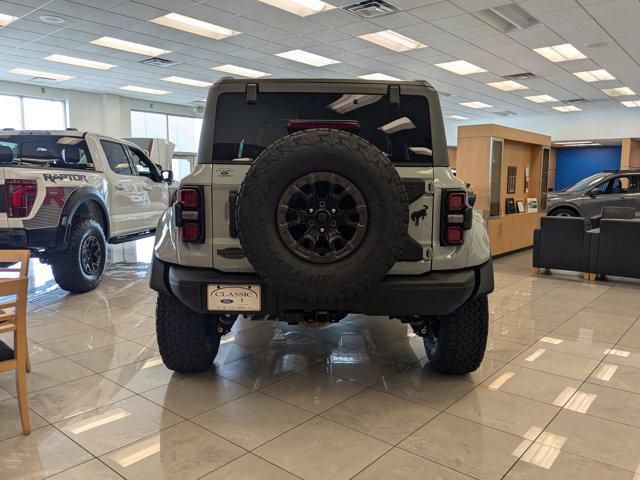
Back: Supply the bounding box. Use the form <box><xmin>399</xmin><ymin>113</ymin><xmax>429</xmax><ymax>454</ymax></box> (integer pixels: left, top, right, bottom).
<box><xmin>0</xmin><ymin>250</ymin><xmax>31</xmax><ymax>434</ymax></box>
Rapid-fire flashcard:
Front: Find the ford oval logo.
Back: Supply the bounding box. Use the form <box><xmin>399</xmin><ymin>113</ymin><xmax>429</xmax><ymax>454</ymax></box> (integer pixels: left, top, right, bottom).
<box><xmin>220</xmin><ymin>298</ymin><xmax>234</xmax><ymax>304</ymax></box>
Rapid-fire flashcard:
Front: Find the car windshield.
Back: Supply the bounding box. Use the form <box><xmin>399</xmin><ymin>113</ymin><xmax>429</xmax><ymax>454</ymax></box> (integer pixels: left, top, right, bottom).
<box><xmin>561</xmin><ymin>172</ymin><xmax>610</xmax><ymax>192</ymax></box>
<box><xmin>0</xmin><ymin>135</ymin><xmax>94</xmax><ymax>169</ymax></box>
<box><xmin>212</xmin><ymin>91</ymin><xmax>432</xmax><ymax>164</ymax></box>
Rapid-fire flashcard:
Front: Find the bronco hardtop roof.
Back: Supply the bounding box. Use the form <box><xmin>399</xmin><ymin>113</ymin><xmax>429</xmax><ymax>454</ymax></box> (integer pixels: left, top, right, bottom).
<box><xmin>213</xmin><ymin>76</ymin><xmax>436</xmax><ymax>90</ymax></box>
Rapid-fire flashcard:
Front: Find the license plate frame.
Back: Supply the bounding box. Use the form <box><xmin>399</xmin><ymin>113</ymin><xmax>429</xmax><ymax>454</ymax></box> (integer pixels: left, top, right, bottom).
<box><xmin>207</xmin><ymin>284</ymin><xmax>261</xmax><ymax>312</ymax></box>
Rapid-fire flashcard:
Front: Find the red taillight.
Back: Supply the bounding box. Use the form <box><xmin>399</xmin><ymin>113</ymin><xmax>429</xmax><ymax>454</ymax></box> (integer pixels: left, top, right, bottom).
<box><xmin>179</xmin><ymin>223</ymin><xmax>200</xmax><ymax>242</ymax></box>
<box><xmin>287</xmin><ymin>120</ymin><xmax>360</xmax><ymax>134</ymax></box>
<box><xmin>179</xmin><ymin>188</ymin><xmax>199</xmax><ymax>208</ymax></box>
<box><xmin>445</xmin><ymin>226</ymin><xmax>464</xmax><ymax>245</ymax></box>
<box><xmin>6</xmin><ymin>179</ymin><xmax>37</xmax><ymax>218</ymax></box>
<box><xmin>177</xmin><ymin>186</ymin><xmax>203</xmax><ymax>243</ymax></box>
<box><xmin>447</xmin><ymin>192</ymin><xmax>466</xmax><ymax>211</ymax></box>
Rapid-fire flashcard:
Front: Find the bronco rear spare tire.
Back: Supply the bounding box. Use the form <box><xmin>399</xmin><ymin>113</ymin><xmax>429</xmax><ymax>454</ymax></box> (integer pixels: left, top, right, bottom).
<box><xmin>236</xmin><ymin>128</ymin><xmax>409</xmax><ymax>303</ymax></box>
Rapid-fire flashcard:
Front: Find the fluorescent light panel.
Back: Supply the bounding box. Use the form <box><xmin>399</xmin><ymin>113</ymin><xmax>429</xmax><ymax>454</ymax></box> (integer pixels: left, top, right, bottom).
<box><xmin>525</xmin><ymin>94</ymin><xmax>558</xmax><ymax>103</ymax></box>
<box><xmin>553</xmin><ymin>105</ymin><xmax>581</xmax><ymax>112</ymax></box>
<box><xmin>573</xmin><ymin>69</ymin><xmax>615</xmax><ymax>82</ymax></box>
<box><xmin>10</xmin><ymin>68</ymin><xmax>72</xmax><ymax>81</ymax></box>
<box><xmin>258</xmin><ymin>0</ymin><xmax>334</xmax><ymax>17</ymax></box>
<box><xmin>0</xmin><ymin>13</ymin><xmax>18</xmax><ymax>25</ymax></box>
<box><xmin>162</xmin><ymin>76</ymin><xmax>211</xmax><ymax>87</ymax></box>
<box><xmin>151</xmin><ymin>13</ymin><xmax>238</xmax><ymax>40</ymax></box>
<box><xmin>533</xmin><ymin>43</ymin><xmax>586</xmax><ymax>62</ymax></box>
<box><xmin>358</xmin><ymin>73</ymin><xmax>401</xmax><ymax>81</ymax></box>
<box><xmin>487</xmin><ymin>80</ymin><xmax>528</xmax><ymax>91</ymax></box>
<box><xmin>435</xmin><ymin>60</ymin><xmax>486</xmax><ymax>75</ymax></box>
<box><xmin>212</xmin><ymin>64</ymin><xmax>270</xmax><ymax>78</ymax></box>
<box><xmin>359</xmin><ymin>30</ymin><xmax>425</xmax><ymax>52</ymax></box>
<box><xmin>449</xmin><ymin>115</ymin><xmax>469</xmax><ymax>120</ymax></box>
<box><xmin>91</xmin><ymin>37</ymin><xmax>169</xmax><ymax>57</ymax></box>
<box><xmin>119</xmin><ymin>85</ymin><xmax>169</xmax><ymax>95</ymax></box>
<box><xmin>275</xmin><ymin>49</ymin><xmax>339</xmax><ymax>67</ymax></box>
<box><xmin>45</xmin><ymin>54</ymin><xmax>116</xmax><ymax>70</ymax></box>
<box><xmin>460</xmin><ymin>101</ymin><xmax>493</xmax><ymax>109</ymax></box>
<box><xmin>621</xmin><ymin>100</ymin><xmax>640</xmax><ymax>107</ymax></box>
<box><xmin>601</xmin><ymin>87</ymin><xmax>635</xmax><ymax>97</ymax></box>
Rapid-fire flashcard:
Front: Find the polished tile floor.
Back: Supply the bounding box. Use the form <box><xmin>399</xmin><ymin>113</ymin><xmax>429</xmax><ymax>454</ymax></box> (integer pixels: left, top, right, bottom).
<box><xmin>1</xmin><ymin>241</ymin><xmax>640</xmax><ymax>479</ymax></box>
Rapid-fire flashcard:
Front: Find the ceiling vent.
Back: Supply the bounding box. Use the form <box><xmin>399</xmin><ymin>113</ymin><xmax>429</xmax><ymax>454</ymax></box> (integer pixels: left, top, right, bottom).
<box><xmin>494</xmin><ymin>111</ymin><xmax>517</xmax><ymax>117</ymax></box>
<box><xmin>474</xmin><ymin>3</ymin><xmax>540</xmax><ymax>33</ymax></box>
<box><xmin>438</xmin><ymin>91</ymin><xmax>452</xmax><ymax>98</ymax></box>
<box><xmin>343</xmin><ymin>0</ymin><xmax>400</xmax><ymax>18</ymax></box>
<box><xmin>504</xmin><ymin>72</ymin><xmax>536</xmax><ymax>80</ymax></box>
<box><xmin>139</xmin><ymin>57</ymin><xmax>176</xmax><ymax>67</ymax></box>
<box><xmin>564</xmin><ymin>98</ymin><xmax>588</xmax><ymax>104</ymax></box>
<box><xmin>29</xmin><ymin>77</ymin><xmax>63</xmax><ymax>84</ymax></box>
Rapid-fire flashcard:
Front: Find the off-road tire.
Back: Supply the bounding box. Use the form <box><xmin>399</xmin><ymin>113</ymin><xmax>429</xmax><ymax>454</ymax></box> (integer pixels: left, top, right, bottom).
<box><xmin>236</xmin><ymin>128</ymin><xmax>409</xmax><ymax>303</ymax></box>
<box><xmin>51</xmin><ymin>218</ymin><xmax>106</xmax><ymax>293</ymax></box>
<box><xmin>422</xmin><ymin>295</ymin><xmax>488</xmax><ymax>374</ymax></box>
<box><xmin>156</xmin><ymin>293</ymin><xmax>222</xmax><ymax>373</ymax></box>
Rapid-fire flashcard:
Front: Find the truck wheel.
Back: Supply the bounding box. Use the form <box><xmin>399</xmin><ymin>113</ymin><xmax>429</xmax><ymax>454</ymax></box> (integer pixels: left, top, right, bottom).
<box><xmin>51</xmin><ymin>219</ymin><xmax>106</xmax><ymax>293</ymax></box>
<box><xmin>550</xmin><ymin>208</ymin><xmax>577</xmax><ymax>217</ymax></box>
<box><xmin>236</xmin><ymin>128</ymin><xmax>409</xmax><ymax>303</ymax></box>
<box><xmin>156</xmin><ymin>293</ymin><xmax>222</xmax><ymax>373</ymax></box>
<box><xmin>420</xmin><ymin>296</ymin><xmax>488</xmax><ymax>374</ymax></box>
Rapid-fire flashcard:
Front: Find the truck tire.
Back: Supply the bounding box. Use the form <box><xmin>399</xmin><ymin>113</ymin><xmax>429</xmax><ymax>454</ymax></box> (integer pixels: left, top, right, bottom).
<box><xmin>236</xmin><ymin>128</ymin><xmax>409</xmax><ymax>303</ymax></box>
<box><xmin>420</xmin><ymin>295</ymin><xmax>488</xmax><ymax>374</ymax></box>
<box><xmin>51</xmin><ymin>218</ymin><xmax>106</xmax><ymax>293</ymax></box>
<box><xmin>156</xmin><ymin>293</ymin><xmax>222</xmax><ymax>373</ymax></box>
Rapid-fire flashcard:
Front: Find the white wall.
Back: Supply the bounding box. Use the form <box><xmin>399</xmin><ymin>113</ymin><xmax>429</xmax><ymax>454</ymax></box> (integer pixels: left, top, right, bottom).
<box><xmin>445</xmin><ymin>109</ymin><xmax>640</xmax><ymax>146</ymax></box>
<box><xmin>0</xmin><ymin>80</ymin><xmax>199</xmax><ymax>139</ymax></box>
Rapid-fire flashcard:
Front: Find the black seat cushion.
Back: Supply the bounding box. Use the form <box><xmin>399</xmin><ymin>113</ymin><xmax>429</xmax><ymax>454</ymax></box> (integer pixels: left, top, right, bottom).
<box><xmin>0</xmin><ymin>339</ymin><xmax>13</xmax><ymax>362</ymax></box>
<box><xmin>602</xmin><ymin>206</ymin><xmax>636</xmax><ymax>219</ymax></box>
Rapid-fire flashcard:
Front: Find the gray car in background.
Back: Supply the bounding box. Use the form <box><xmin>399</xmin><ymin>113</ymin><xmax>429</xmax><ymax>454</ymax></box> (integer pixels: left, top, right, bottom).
<box><xmin>547</xmin><ymin>169</ymin><xmax>640</xmax><ymax>219</ymax></box>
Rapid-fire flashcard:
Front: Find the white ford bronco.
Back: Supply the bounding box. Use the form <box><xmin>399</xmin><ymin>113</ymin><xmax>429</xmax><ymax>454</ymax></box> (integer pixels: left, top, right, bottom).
<box><xmin>150</xmin><ymin>78</ymin><xmax>494</xmax><ymax>375</ymax></box>
<box><xmin>0</xmin><ymin>130</ymin><xmax>175</xmax><ymax>292</ymax></box>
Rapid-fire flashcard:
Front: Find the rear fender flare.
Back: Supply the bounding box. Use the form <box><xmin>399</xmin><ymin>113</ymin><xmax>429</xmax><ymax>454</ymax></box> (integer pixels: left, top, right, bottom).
<box><xmin>57</xmin><ymin>187</ymin><xmax>109</xmax><ymax>247</ymax></box>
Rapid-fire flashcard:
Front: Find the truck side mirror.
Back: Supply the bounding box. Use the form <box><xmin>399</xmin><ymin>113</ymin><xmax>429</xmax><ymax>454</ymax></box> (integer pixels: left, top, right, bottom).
<box><xmin>162</xmin><ymin>170</ymin><xmax>173</xmax><ymax>183</ymax></box>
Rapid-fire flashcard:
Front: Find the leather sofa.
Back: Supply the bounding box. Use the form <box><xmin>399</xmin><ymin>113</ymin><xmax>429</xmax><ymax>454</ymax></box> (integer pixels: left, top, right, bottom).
<box><xmin>588</xmin><ymin>219</ymin><xmax>640</xmax><ymax>279</ymax></box>
<box><xmin>533</xmin><ymin>217</ymin><xmax>590</xmax><ymax>273</ymax></box>
<box><xmin>589</xmin><ymin>206</ymin><xmax>636</xmax><ymax>229</ymax></box>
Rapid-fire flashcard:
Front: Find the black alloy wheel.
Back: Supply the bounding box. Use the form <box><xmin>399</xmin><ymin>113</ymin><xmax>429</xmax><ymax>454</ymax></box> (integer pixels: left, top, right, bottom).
<box><xmin>277</xmin><ymin>172</ymin><xmax>367</xmax><ymax>263</ymax></box>
<box><xmin>80</xmin><ymin>235</ymin><xmax>102</xmax><ymax>276</ymax></box>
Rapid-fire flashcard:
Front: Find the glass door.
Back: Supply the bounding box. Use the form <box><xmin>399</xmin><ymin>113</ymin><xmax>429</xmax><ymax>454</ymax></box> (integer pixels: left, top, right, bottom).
<box><xmin>488</xmin><ymin>138</ymin><xmax>504</xmax><ymax>217</ymax></box>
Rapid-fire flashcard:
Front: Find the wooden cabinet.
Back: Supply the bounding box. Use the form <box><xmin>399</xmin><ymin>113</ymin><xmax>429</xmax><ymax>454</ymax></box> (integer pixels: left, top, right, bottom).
<box><xmin>456</xmin><ymin>124</ymin><xmax>551</xmax><ymax>256</ymax></box>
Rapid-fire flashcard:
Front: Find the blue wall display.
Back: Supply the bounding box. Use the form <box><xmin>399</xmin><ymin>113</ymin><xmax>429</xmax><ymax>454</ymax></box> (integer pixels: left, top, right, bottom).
<box><xmin>555</xmin><ymin>146</ymin><xmax>621</xmax><ymax>190</ymax></box>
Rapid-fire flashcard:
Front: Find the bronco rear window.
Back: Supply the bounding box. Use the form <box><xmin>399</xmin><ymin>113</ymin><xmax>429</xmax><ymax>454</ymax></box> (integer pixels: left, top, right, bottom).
<box><xmin>212</xmin><ymin>92</ymin><xmax>432</xmax><ymax>164</ymax></box>
<box><xmin>0</xmin><ymin>135</ymin><xmax>94</xmax><ymax>169</ymax></box>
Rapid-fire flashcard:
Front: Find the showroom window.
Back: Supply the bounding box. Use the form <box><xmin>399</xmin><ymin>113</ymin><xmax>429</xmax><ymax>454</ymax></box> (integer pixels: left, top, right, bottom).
<box><xmin>131</xmin><ymin>110</ymin><xmax>202</xmax><ymax>153</ymax></box>
<box><xmin>0</xmin><ymin>94</ymin><xmax>67</xmax><ymax>130</ymax></box>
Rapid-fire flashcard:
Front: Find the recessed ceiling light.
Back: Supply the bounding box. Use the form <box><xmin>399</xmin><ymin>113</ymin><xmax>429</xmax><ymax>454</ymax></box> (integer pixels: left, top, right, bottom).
<box><xmin>533</xmin><ymin>43</ymin><xmax>586</xmax><ymax>62</ymax></box>
<box><xmin>573</xmin><ymin>69</ymin><xmax>615</xmax><ymax>82</ymax></box>
<box><xmin>275</xmin><ymin>49</ymin><xmax>339</xmax><ymax>67</ymax></box>
<box><xmin>150</xmin><ymin>13</ymin><xmax>239</xmax><ymax>40</ymax></box>
<box><xmin>10</xmin><ymin>68</ymin><xmax>72</xmax><ymax>81</ymax></box>
<box><xmin>258</xmin><ymin>0</ymin><xmax>335</xmax><ymax>17</ymax></box>
<box><xmin>162</xmin><ymin>76</ymin><xmax>212</xmax><ymax>87</ymax></box>
<box><xmin>601</xmin><ymin>87</ymin><xmax>635</xmax><ymax>97</ymax></box>
<box><xmin>449</xmin><ymin>115</ymin><xmax>470</xmax><ymax>120</ymax></box>
<box><xmin>212</xmin><ymin>64</ymin><xmax>270</xmax><ymax>78</ymax></box>
<box><xmin>0</xmin><ymin>13</ymin><xmax>18</xmax><ymax>26</ymax></box>
<box><xmin>435</xmin><ymin>60</ymin><xmax>486</xmax><ymax>75</ymax></box>
<box><xmin>621</xmin><ymin>100</ymin><xmax>640</xmax><ymax>108</ymax></box>
<box><xmin>38</xmin><ymin>15</ymin><xmax>65</xmax><ymax>24</ymax></box>
<box><xmin>460</xmin><ymin>101</ymin><xmax>493</xmax><ymax>109</ymax></box>
<box><xmin>358</xmin><ymin>73</ymin><xmax>401</xmax><ymax>81</ymax></box>
<box><xmin>44</xmin><ymin>54</ymin><xmax>116</xmax><ymax>70</ymax></box>
<box><xmin>359</xmin><ymin>30</ymin><xmax>426</xmax><ymax>52</ymax></box>
<box><xmin>553</xmin><ymin>105</ymin><xmax>581</xmax><ymax>112</ymax></box>
<box><xmin>90</xmin><ymin>37</ymin><xmax>170</xmax><ymax>57</ymax></box>
<box><xmin>525</xmin><ymin>94</ymin><xmax>558</xmax><ymax>103</ymax></box>
<box><xmin>487</xmin><ymin>80</ymin><xmax>528</xmax><ymax>91</ymax></box>
<box><xmin>119</xmin><ymin>85</ymin><xmax>169</xmax><ymax>95</ymax></box>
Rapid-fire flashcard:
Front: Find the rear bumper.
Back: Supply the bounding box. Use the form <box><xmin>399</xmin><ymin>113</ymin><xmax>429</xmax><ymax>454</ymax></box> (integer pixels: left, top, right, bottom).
<box><xmin>0</xmin><ymin>227</ymin><xmax>60</xmax><ymax>250</ymax></box>
<box><xmin>150</xmin><ymin>256</ymin><xmax>494</xmax><ymax>317</ymax></box>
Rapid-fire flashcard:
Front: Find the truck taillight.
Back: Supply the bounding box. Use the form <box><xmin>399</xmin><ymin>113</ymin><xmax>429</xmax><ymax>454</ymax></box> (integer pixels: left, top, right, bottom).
<box><xmin>6</xmin><ymin>179</ymin><xmax>37</xmax><ymax>218</ymax></box>
<box><xmin>175</xmin><ymin>186</ymin><xmax>203</xmax><ymax>243</ymax></box>
<box><xmin>441</xmin><ymin>190</ymin><xmax>471</xmax><ymax>246</ymax></box>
